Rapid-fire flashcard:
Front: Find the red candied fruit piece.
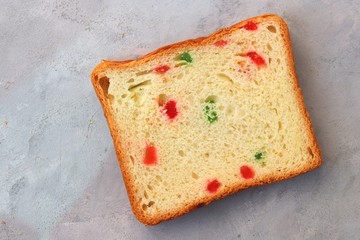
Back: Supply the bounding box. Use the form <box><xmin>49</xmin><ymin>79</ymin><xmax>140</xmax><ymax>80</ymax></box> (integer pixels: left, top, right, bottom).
<box><xmin>214</xmin><ymin>40</ymin><xmax>229</xmax><ymax>47</ymax></box>
<box><xmin>164</xmin><ymin>100</ymin><xmax>178</xmax><ymax>120</ymax></box>
<box><xmin>243</xmin><ymin>21</ymin><xmax>258</xmax><ymax>31</ymax></box>
<box><xmin>246</xmin><ymin>52</ymin><xmax>266</xmax><ymax>66</ymax></box>
<box><xmin>240</xmin><ymin>165</ymin><xmax>255</xmax><ymax>179</ymax></box>
<box><xmin>207</xmin><ymin>179</ymin><xmax>221</xmax><ymax>193</ymax></box>
<box><xmin>154</xmin><ymin>65</ymin><xmax>170</xmax><ymax>74</ymax></box>
<box><xmin>144</xmin><ymin>145</ymin><xmax>158</xmax><ymax>165</ymax></box>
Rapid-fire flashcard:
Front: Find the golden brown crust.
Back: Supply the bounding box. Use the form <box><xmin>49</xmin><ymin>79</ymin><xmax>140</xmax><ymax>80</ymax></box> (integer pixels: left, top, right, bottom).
<box><xmin>91</xmin><ymin>14</ymin><xmax>322</xmax><ymax>225</ymax></box>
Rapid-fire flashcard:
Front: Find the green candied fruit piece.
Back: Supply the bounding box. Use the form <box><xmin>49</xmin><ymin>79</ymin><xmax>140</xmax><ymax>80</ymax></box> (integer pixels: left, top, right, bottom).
<box><xmin>204</xmin><ymin>100</ymin><xmax>218</xmax><ymax>124</ymax></box>
<box><xmin>178</xmin><ymin>52</ymin><xmax>193</xmax><ymax>63</ymax></box>
<box><xmin>254</xmin><ymin>150</ymin><xmax>266</xmax><ymax>161</ymax></box>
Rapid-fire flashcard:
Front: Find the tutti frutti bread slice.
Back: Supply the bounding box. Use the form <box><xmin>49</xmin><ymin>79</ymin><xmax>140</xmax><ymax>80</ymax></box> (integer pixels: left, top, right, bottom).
<box><xmin>91</xmin><ymin>14</ymin><xmax>322</xmax><ymax>225</ymax></box>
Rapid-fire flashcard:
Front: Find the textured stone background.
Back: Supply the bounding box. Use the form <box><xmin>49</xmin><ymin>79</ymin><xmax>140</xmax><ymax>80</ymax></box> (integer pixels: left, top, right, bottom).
<box><xmin>1</xmin><ymin>0</ymin><xmax>359</xmax><ymax>239</ymax></box>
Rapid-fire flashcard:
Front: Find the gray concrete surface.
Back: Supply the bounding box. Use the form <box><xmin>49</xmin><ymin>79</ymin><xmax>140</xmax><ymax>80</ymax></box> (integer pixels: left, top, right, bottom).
<box><xmin>1</xmin><ymin>0</ymin><xmax>359</xmax><ymax>239</ymax></box>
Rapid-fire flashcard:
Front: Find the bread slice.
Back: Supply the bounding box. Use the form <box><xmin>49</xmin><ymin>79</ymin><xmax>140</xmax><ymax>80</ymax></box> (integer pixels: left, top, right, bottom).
<box><xmin>91</xmin><ymin>14</ymin><xmax>322</xmax><ymax>225</ymax></box>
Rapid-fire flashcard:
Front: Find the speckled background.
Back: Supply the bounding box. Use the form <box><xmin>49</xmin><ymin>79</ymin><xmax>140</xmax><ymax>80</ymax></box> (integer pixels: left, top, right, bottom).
<box><xmin>1</xmin><ymin>1</ymin><xmax>360</xmax><ymax>239</ymax></box>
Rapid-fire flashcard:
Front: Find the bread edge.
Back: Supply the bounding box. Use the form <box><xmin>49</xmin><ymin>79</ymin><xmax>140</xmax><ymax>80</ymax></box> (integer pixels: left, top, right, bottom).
<box><xmin>90</xmin><ymin>14</ymin><xmax>322</xmax><ymax>226</ymax></box>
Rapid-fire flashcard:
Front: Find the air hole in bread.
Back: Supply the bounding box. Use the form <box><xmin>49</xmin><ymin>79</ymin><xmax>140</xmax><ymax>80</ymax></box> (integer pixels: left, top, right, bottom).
<box><xmin>176</xmin><ymin>72</ymin><xmax>184</xmax><ymax>79</ymax></box>
<box><xmin>142</xmin><ymin>204</ymin><xmax>147</xmax><ymax>211</ymax></box>
<box><xmin>217</xmin><ymin>73</ymin><xmax>234</xmax><ymax>84</ymax></box>
<box><xmin>269</xmin><ymin>58</ymin><xmax>272</xmax><ymax>64</ymax></box>
<box><xmin>99</xmin><ymin>77</ymin><xmax>110</xmax><ymax>96</ymax></box>
<box><xmin>135</xmin><ymin>70</ymin><xmax>152</xmax><ymax>76</ymax></box>
<box><xmin>178</xmin><ymin>150</ymin><xmax>185</xmax><ymax>157</ymax></box>
<box><xmin>230</xmin><ymin>124</ymin><xmax>237</xmax><ymax>130</ymax></box>
<box><xmin>192</xmin><ymin>172</ymin><xmax>199</xmax><ymax>179</ymax></box>
<box><xmin>177</xmin><ymin>194</ymin><xmax>181</xmax><ymax>198</ymax></box>
<box><xmin>235</xmin><ymin>53</ymin><xmax>245</xmax><ymax>57</ymax></box>
<box><xmin>147</xmin><ymin>184</ymin><xmax>153</xmax><ymax>191</ymax></box>
<box><xmin>128</xmin><ymin>80</ymin><xmax>152</xmax><ymax>92</ymax></box>
<box><xmin>158</xmin><ymin>94</ymin><xmax>168</xmax><ymax>106</ymax></box>
<box><xmin>272</xmin><ymin>108</ymin><xmax>278</xmax><ymax>115</ymax></box>
<box><xmin>127</xmin><ymin>78</ymin><xmax>135</xmax><ymax>83</ymax></box>
<box><xmin>131</xmin><ymin>92</ymin><xmax>145</xmax><ymax>105</ymax></box>
<box><xmin>175</xmin><ymin>62</ymin><xmax>187</xmax><ymax>67</ymax></box>
<box><xmin>130</xmin><ymin>155</ymin><xmax>135</xmax><ymax>165</ymax></box>
<box><xmin>204</xmin><ymin>152</ymin><xmax>210</xmax><ymax>158</ymax></box>
<box><xmin>108</xmin><ymin>94</ymin><xmax>114</xmax><ymax>104</ymax></box>
<box><xmin>278</xmin><ymin>121</ymin><xmax>282</xmax><ymax>130</ymax></box>
<box><xmin>148</xmin><ymin>201</ymin><xmax>155</xmax><ymax>207</ymax></box>
<box><xmin>144</xmin><ymin>190</ymin><xmax>149</xmax><ymax>199</ymax></box>
<box><xmin>307</xmin><ymin>147</ymin><xmax>314</xmax><ymax>158</ymax></box>
<box><xmin>267</xmin><ymin>44</ymin><xmax>273</xmax><ymax>51</ymax></box>
<box><xmin>267</xmin><ymin>25</ymin><xmax>277</xmax><ymax>33</ymax></box>
<box><xmin>121</xmin><ymin>94</ymin><xmax>127</xmax><ymax>98</ymax></box>
<box><xmin>156</xmin><ymin>175</ymin><xmax>162</xmax><ymax>182</ymax></box>
<box><xmin>205</xmin><ymin>95</ymin><xmax>218</xmax><ymax>103</ymax></box>
<box><xmin>226</xmin><ymin>106</ymin><xmax>234</xmax><ymax>116</ymax></box>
